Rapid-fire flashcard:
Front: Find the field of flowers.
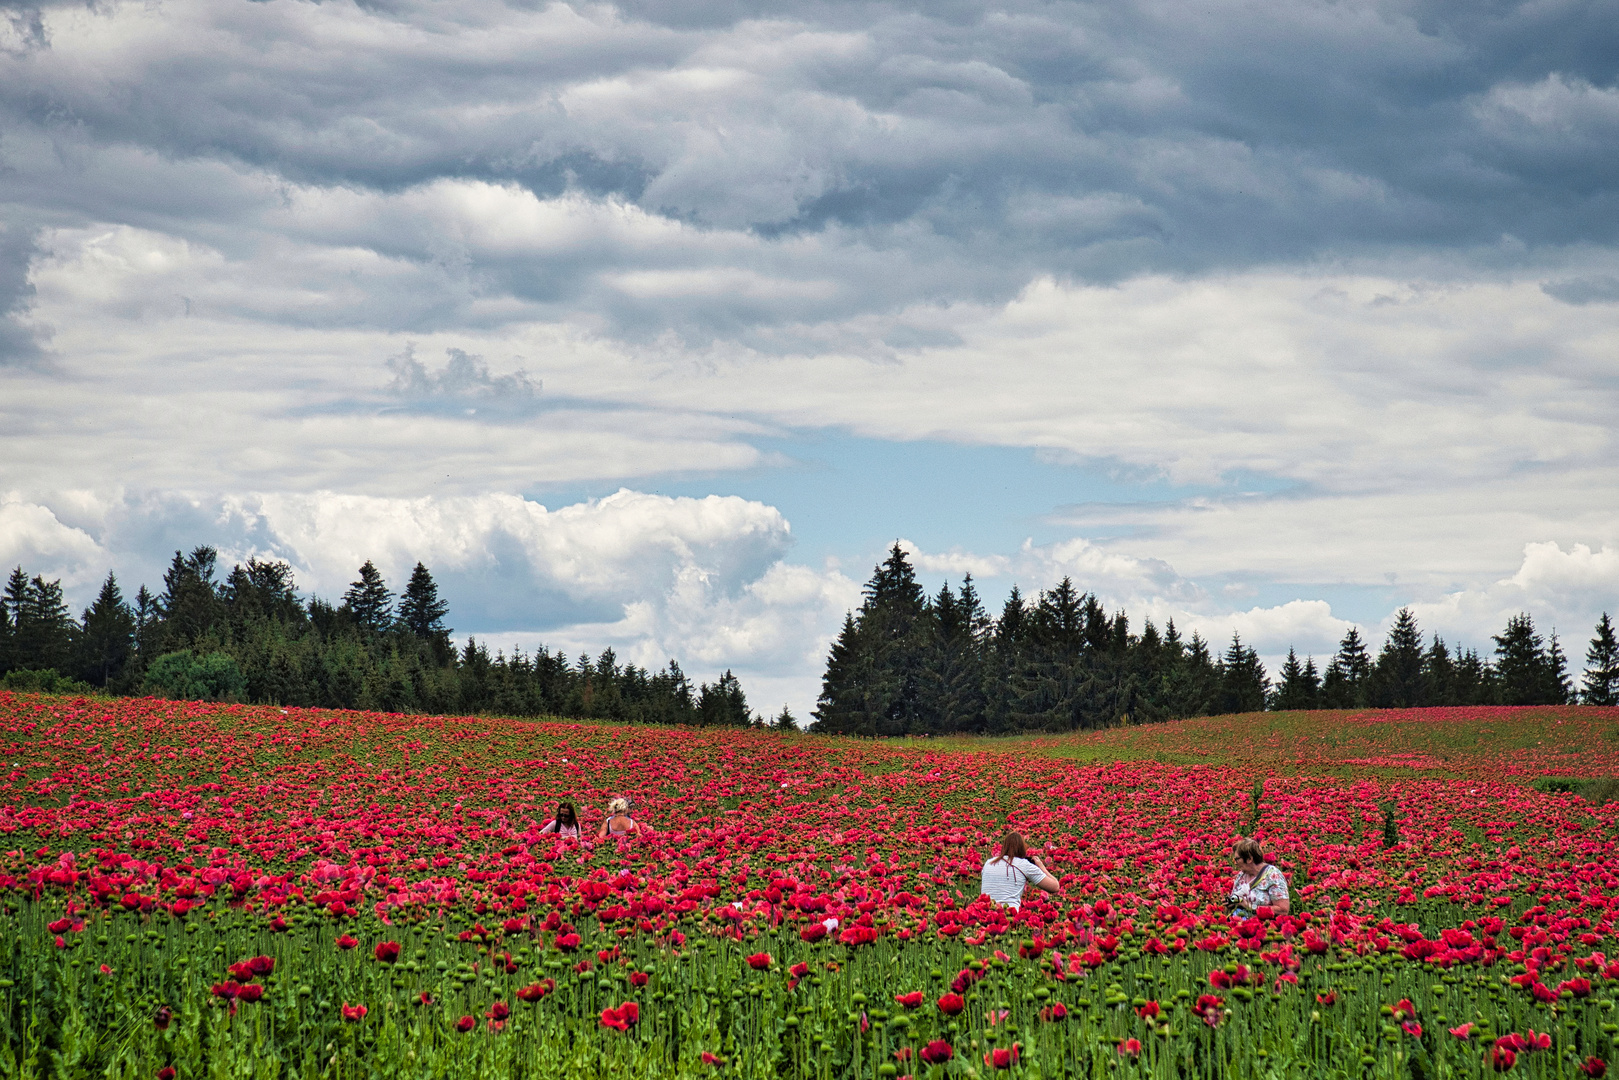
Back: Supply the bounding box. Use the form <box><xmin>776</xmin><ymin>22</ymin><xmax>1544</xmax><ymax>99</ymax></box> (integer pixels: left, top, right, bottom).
<box><xmin>2</xmin><ymin>694</ymin><xmax>1618</xmax><ymax>1079</ymax></box>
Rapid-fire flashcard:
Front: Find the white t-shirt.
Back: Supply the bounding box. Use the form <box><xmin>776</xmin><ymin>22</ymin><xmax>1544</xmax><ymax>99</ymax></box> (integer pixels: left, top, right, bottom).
<box><xmin>980</xmin><ymin>856</ymin><xmax>1046</xmax><ymax>909</ymax></box>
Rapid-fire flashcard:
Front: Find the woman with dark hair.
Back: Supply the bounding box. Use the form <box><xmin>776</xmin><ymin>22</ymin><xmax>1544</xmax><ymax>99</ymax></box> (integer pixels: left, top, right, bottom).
<box><xmin>539</xmin><ymin>800</ymin><xmax>581</xmax><ymax>838</ymax></box>
<box><xmin>1228</xmin><ymin>837</ymin><xmax>1289</xmax><ymax>916</ymax></box>
<box><xmin>979</xmin><ymin>831</ymin><xmax>1062</xmax><ymax>909</ymax></box>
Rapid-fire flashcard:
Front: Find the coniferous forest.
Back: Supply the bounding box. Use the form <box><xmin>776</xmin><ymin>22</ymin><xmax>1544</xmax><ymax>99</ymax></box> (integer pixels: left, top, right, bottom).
<box><xmin>809</xmin><ymin>544</ymin><xmax>1619</xmax><ymax>735</ymax></box>
<box><xmin>3</xmin><ymin>541</ymin><xmax>1616</xmax><ymax>731</ymax></box>
<box><xmin>0</xmin><ymin>548</ymin><xmax>759</xmax><ymax>725</ymax></box>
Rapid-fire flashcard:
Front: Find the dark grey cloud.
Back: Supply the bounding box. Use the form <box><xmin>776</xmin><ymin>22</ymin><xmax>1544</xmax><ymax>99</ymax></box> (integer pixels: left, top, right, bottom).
<box><xmin>1543</xmin><ymin>274</ymin><xmax>1619</xmax><ymax>305</ymax></box>
<box><xmin>0</xmin><ymin>213</ymin><xmax>46</xmax><ymax>364</ymax></box>
<box><xmin>0</xmin><ymin>0</ymin><xmax>1615</xmax><ymax>348</ymax></box>
<box><xmin>386</xmin><ymin>345</ymin><xmax>538</xmax><ymax>399</ymax></box>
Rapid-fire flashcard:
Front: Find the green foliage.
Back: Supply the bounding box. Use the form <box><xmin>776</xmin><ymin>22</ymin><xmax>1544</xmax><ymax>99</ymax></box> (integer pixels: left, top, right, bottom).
<box><xmin>0</xmin><ymin>667</ymin><xmax>95</xmax><ymax>694</ymax></box>
<box><xmin>1584</xmin><ymin>613</ymin><xmax>1619</xmax><ymax>706</ymax></box>
<box><xmin>1379</xmin><ymin>800</ymin><xmax>1400</xmax><ymax>849</ymax></box>
<box><xmin>144</xmin><ymin>650</ymin><xmax>248</xmax><ymax>701</ymax></box>
<box><xmin>0</xmin><ymin>553</ymin><xmax>747</xmax><ymax>724</ymax></box>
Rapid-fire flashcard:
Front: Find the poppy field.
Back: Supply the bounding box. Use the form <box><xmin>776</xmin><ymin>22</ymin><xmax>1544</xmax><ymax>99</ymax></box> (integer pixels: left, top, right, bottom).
<box><xmin>2</xmin><ymin>695</ymin><xmax>1619</xmax><ymax>1078</ymax></box>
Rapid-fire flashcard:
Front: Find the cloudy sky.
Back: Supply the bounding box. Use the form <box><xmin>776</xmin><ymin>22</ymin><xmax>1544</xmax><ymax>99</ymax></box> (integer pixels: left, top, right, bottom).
<box><xmin>2</xmin><ymin>0</ymin><xmax>1617</xmax><ymax>717</ymax></box>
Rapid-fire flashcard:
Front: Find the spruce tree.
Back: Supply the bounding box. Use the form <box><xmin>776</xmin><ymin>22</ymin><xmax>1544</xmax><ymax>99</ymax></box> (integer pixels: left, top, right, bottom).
<box><xmin>1369</xmin><ymin>607</ymin><xmax>1426</xmax><ymax>707</ymax></box>
<box><xmin>342</xmin><ymin>560</ymin><xmax>395</xmax><ymax>634</ymax></box>
<box><xmin>771</xmin><ymin>705</ymin><xmax>797</xmax><ymax>730</ymax></box>
<box><xmin>1272</xmin><ymin>648</ymin><xmax>1320</xmax><ymax>710</ymax></box>
<box><xmin>1321</xmin><ymin>628</ymin><xmax>1371</xmax><ymax>708</ymax></box>
<box><xmin>1494</xmin><ymin>613</ymin><xmax>1553</xmax><ymax>705</ymax></box>
<box><xmin>77</xmin><ymin>573</ymin><xmax>135</xmax><ymax>687</ymax></box>
<box><xmin>1582</xmin><ymin>614</ymin><xmax>1619</xmax><ymax>706</ymax></box>
<box><xmin>158</xmin><ymin>547</ymin><xmax>224</xmax><ymax>649</ymax></box>
<box><xmin>1217</xmin><ymin>633</ymin><xmax>1268</xmax><ymax>714</ymax></box>
<box><xmin>1423</xmin><ymin>636</ymin><xmax>1456</xmax><ymax>706</ymax></box>
<box><xmin>397</xmin><ymin>562</ymin><xmax>452</xmax><ymax>661</ymax></box>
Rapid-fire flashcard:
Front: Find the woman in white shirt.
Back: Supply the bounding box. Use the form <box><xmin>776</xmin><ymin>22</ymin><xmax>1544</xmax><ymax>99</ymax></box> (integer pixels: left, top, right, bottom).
<box><xmin>538</xmin><ymin>800</ymin><xmax>581</xmax><ymax>837</ymax></box>
<box><xmin>980</xmin><ymin>831</ymin><xmax>1062</xmax><ymax>909</ymax></box>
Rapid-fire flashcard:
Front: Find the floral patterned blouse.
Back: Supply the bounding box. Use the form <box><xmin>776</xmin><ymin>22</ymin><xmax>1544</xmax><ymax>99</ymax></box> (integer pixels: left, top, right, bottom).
<box><xmin>1228</xmin><ymin>863</ymin><xmax>1289</xmax><ymax>917</ymax></box>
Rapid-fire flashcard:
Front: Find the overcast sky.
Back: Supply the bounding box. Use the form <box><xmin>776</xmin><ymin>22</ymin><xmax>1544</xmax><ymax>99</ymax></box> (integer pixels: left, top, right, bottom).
<box><xmin>2</xmin><ymin>0</ymin><xmax>1617</xmax><ymax>718</ymax></box>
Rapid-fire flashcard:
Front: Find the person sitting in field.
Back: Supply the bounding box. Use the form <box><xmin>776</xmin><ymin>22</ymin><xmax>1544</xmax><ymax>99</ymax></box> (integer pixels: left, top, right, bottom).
<box><xmin>596</xmin><ymin>797</ymin><xmax>645</xmax><ymax>840</ymax></box>
<box><xmin>980</xmin><ymin>830</ymin><xmax>1061</xmax><ymax>909</ymax></box>
<box><xmin>538</xmin><ymin>800</ymin><xmax>581</xmax><ymax>837</ymax></box>
<box><xmin>1228</xmin><ymin>837</ymin><xmax>1290</xmax><ymax>917</ymax></box>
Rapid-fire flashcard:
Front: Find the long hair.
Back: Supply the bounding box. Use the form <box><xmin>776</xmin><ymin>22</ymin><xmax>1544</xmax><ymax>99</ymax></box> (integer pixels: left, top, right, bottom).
<box><xmin>994</xmin><ymin>830</ymin><xmax>1028</xmax><ymax>865</ymax></box>
<box><xmin>555</xmin><ymin>800</ymin><xmax>577</xmax><ymax>826</ymax></box>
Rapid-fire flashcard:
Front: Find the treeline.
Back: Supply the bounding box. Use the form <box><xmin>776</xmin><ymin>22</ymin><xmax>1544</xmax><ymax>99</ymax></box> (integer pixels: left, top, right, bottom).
<box><xmin>811</xmin><ymin>545</ymin><xmax>1619</xmax><ymax>735</ymax></box>
<box><xmin>0</xmin><ymin>549</ymin><xmax>767</xmax><ymax>726</ymax></box>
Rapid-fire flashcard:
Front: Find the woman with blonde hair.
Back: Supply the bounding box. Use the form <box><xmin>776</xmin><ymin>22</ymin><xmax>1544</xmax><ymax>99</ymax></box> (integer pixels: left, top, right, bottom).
<box><xmin>596</xmin><ymin>797</ymin><xmax>645</xmax><ymax>840</ymax></box>
<box><xmin>980</xmin><ymin>831</ymin><xmax>1061</xmax><ymax>909</ymax></box>
<box><xmin>1228</xmin><ymin>837</ymin><xmax>1289</xmax><ymax>917</ymax></box>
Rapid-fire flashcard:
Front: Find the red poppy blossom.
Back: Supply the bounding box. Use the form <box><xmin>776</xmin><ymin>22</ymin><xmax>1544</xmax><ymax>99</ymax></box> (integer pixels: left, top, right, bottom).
<box><xmin>340</xmin><ymin>1003</ymin><xmax>367</xmax><ymax>1023</ymax></box>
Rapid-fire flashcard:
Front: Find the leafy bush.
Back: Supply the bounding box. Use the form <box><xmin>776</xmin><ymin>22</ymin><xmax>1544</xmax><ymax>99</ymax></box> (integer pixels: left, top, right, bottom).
<box><xmin>143</xmin><ymin>650</ymin><xmax>247</xmax><ymax>701</ymax></box>
<box><xmin>0</xmin><ymin>668</ymin><xmax>95</xmax><ymax>695</ymax></box>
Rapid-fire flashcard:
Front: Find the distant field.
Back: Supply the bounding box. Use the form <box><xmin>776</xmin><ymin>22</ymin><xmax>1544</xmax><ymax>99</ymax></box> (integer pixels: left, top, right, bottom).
<box><xmin>2</xmin><ymin>693</ymin><xmax>1616</xmax><ymax>1078</ymax></box>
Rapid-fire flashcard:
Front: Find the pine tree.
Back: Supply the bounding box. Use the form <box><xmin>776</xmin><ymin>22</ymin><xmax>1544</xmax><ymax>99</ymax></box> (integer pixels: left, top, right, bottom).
<box><xmin>1582</xmin><ymin>614</ymin><xmax>1619</xmax><ymax>706</ymax></box>
<box><xmin>1422</xmin><ymin>636</ymin><xmax>1456</xmax><ymax>705</ymax></box>
<box><xmin>0</xmin><ymin>566</ymin><xmax>25</xmax><ymax>675</ymax></box>
<box><xmin>771</xmin><ymin>705</ymin><xmax>797</xmax><ymax>730</ymax></box>
<box><xmin>1494</xmin><ymin>613</ymin><xmax>1554</xmax><ymax>705</ymax></box>
<box><xmin>1368</xmin><ymin>607</ymin><xmax>1426</xmax><ymax>707</ymax></box>
<box><xmin>397</xmin><ymin>563</ymin><xmax>451</xmax><ymax>638</ymax></box>
<box><xmin>1272</xmin><ymin>648</ymin><xmax>1320</xmax><ymax>710</ymax></box>
<box><xmin>158</xmin><ymin>547</ymin><xmax>224</xmax><ymax>649</ymax></box>
<box><xmin>1321</xmin><ymin>628</ymin><xmax>1371</xmax><ymax>708</ymax></box>
<box><xmin>342</xmin><ymin>560</ymin><xmax>395</xmax><ymax>634</ymax></box>
<box><xmin>921</xmin><ymin>576</ymin><xmax>989</xmax><ymax>734</ymax></box>
<box><xmin>77</xmin><ymin>573</ymin><xmax>135</xmax><ymax>687</ymax></box>
<box><xmin>1546</xmin><ymin>631</ymin><xmax>1572</xmax><ymax>705</ymax></box>
<box><xmin>812</xmin><ymin>612</ymin><xmax>873</xmax><ymax>733</ymax></box>
<box><xmin>7</xmin><ymin>571</ymin><xmax>75</xmax><ymax>673</ymax></box>
<box><xmin>1217</xmin><ymin>633</ymin><xmax>1268</xmax><ymax>714</ymax></box>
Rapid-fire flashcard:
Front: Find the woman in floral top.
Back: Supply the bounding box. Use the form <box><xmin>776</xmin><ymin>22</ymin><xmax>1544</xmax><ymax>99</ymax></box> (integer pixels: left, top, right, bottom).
<box><xmin>1228</xmin><ymin>838</ymin><xmax>1290</xmax><ymax>917</ymax></box>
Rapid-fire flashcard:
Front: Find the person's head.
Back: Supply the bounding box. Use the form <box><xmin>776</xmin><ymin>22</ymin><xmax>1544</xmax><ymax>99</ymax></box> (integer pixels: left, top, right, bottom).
<box><xmin>555</xmin><ymin>801</ymin><xmax>577</xmax><ymax>826</ymax></box>
<box><xmin>608</xmin><ymin>797</ymin><xmax>630</xmax><ymax>816</ymax></box>
<box><xmin>998</xmin><ymin>831</ymin><xmax>1028</xmax><ymax>862</ymax></box>
<box><xmin>1232</xmin><ymin>837</ymin><xmax>1266</xmax><ymax>872</ymax></box>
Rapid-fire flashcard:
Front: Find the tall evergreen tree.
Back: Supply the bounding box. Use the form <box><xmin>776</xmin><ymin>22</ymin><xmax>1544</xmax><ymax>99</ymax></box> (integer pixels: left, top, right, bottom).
<box><xmin>342</xmin><ymin>560</ymin><xmax>395</xmax><ymax>633</ymax></box>
<box><xmin>1422</xmin><ymin>636</ymin><xmax>1455</xmax><ymax>705</ymax></box>
<box><xmin>0</xmin><ymin>566</ymin><xmax>26</xmax><ymax>674</ymax></box>
<box><xmin>5</xmin><ymin>571</ymin><xmax>75</xmax><ymax>673</ymax></box>
<box><xmin>1271</xmin><ymin>648</ymin><xmax>1320</xmax><ymax>710</ymax></box>
<box><xmin>397</xmin><ymin>563</ymin><xmax>451</xmax><ymax>642</ymax></box>
<box><xmin>1217</xmin><ymin>633</ymin><xmax>1268</xmax><ymax>714</ymax></box>
<box><xmin>158</xmin><ymin>546</ymin><xmax>224</xmax><ymax>649</ymax></box>
<box><xmin>1321</xmin><ymin>628</ymin><xmax>1371</xmax><ymax>708</ymax></box>
<box><xmin>77</xmin><ymin>573</ymin><xmax>135</xmax><ymax>687</ymax></box>
<box><xmin>1493</xmin><ymin>613</ymin><xmax>1559</xmax><ymax>706</ymax></box>
<box><xmin>1369</xmin><ymin>607</ymin><xmax>1426</xmax><ymax>707</ymax></box>
<box><xmin>1583</xmin><ymin>613</ymin><xmax>1619</xmax><ymax>706</ymax></box>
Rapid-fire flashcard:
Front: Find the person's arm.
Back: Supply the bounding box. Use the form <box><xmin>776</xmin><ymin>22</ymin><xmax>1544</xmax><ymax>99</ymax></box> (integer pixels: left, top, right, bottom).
<box><xmin>539</xmin><ymin>819</ymin><xmax>557</xmax><ymax>834</ymax></box>
<box><xmin>1026</xmin><ymin>857</ymin><xmax>1062</xmax><ymax>895</ymax></box>
<box><xmin>595</xmin><ymin>819</ymin><xmax>608</xmax><ymax>840</ymax></box>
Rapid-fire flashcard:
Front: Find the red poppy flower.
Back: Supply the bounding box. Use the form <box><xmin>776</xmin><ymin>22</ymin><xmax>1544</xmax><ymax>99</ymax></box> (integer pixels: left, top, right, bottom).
<box><xmin>1492</xmin><ymin>1045</ymin><xmax>1517</xmax><ymax>1072</ymax></box>
<box><xmin>336</xmin><ymin>934</ymin><xmax>358</xmax><ymax>950</ymax></box>
<box><xmin>983</xmin><ymin>1044</ymin><xmax>1020</xmax><ymax>1070</ymax></box>
<box><xmin>1579</xmin><ymin>1057</ymin><xmax>1607</xmax><ymax>1078</ymax></box>
<box><xmin>455</xmin><ymin>1015</ymin><xmax>476</xmax><ymax>1032</ymax></box>
<box><xmin>920</xmin><ymin>1040</ymin><xmax>953</xmax><ymax>1064</ymax></box>
<box><xmin>1118</xmin><ymin>1038</ymin><xmax>1142</xmax><ymax>1058</ymax></box>
<box><xmin>1137</xmin><ymin>1000</ymin><xmax>1161</xmax><ymax>1019</ymax></box>
<box><xmin>341</xmin><ymin>1003</ymin><xmax>367</xmax><ymax>1023</ymax></box>
<box><xmin>937</xmin><ymin>993</ymin><xmax>966</xmax><ymax>1016</ymax></box>
<box><xmin>374</xmin><ymin>941</ymin><xmax>400</xmax><ymax>963</ymax></box>
<box><xmin>894</xmin><ymin>992</ymin><xmax>924</xmax><ymax>1008</ymax></box>
<box><xmin>745</xmin><ymin>952</ymin><xmax>772</xmax><ymax>970</ymax></box>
